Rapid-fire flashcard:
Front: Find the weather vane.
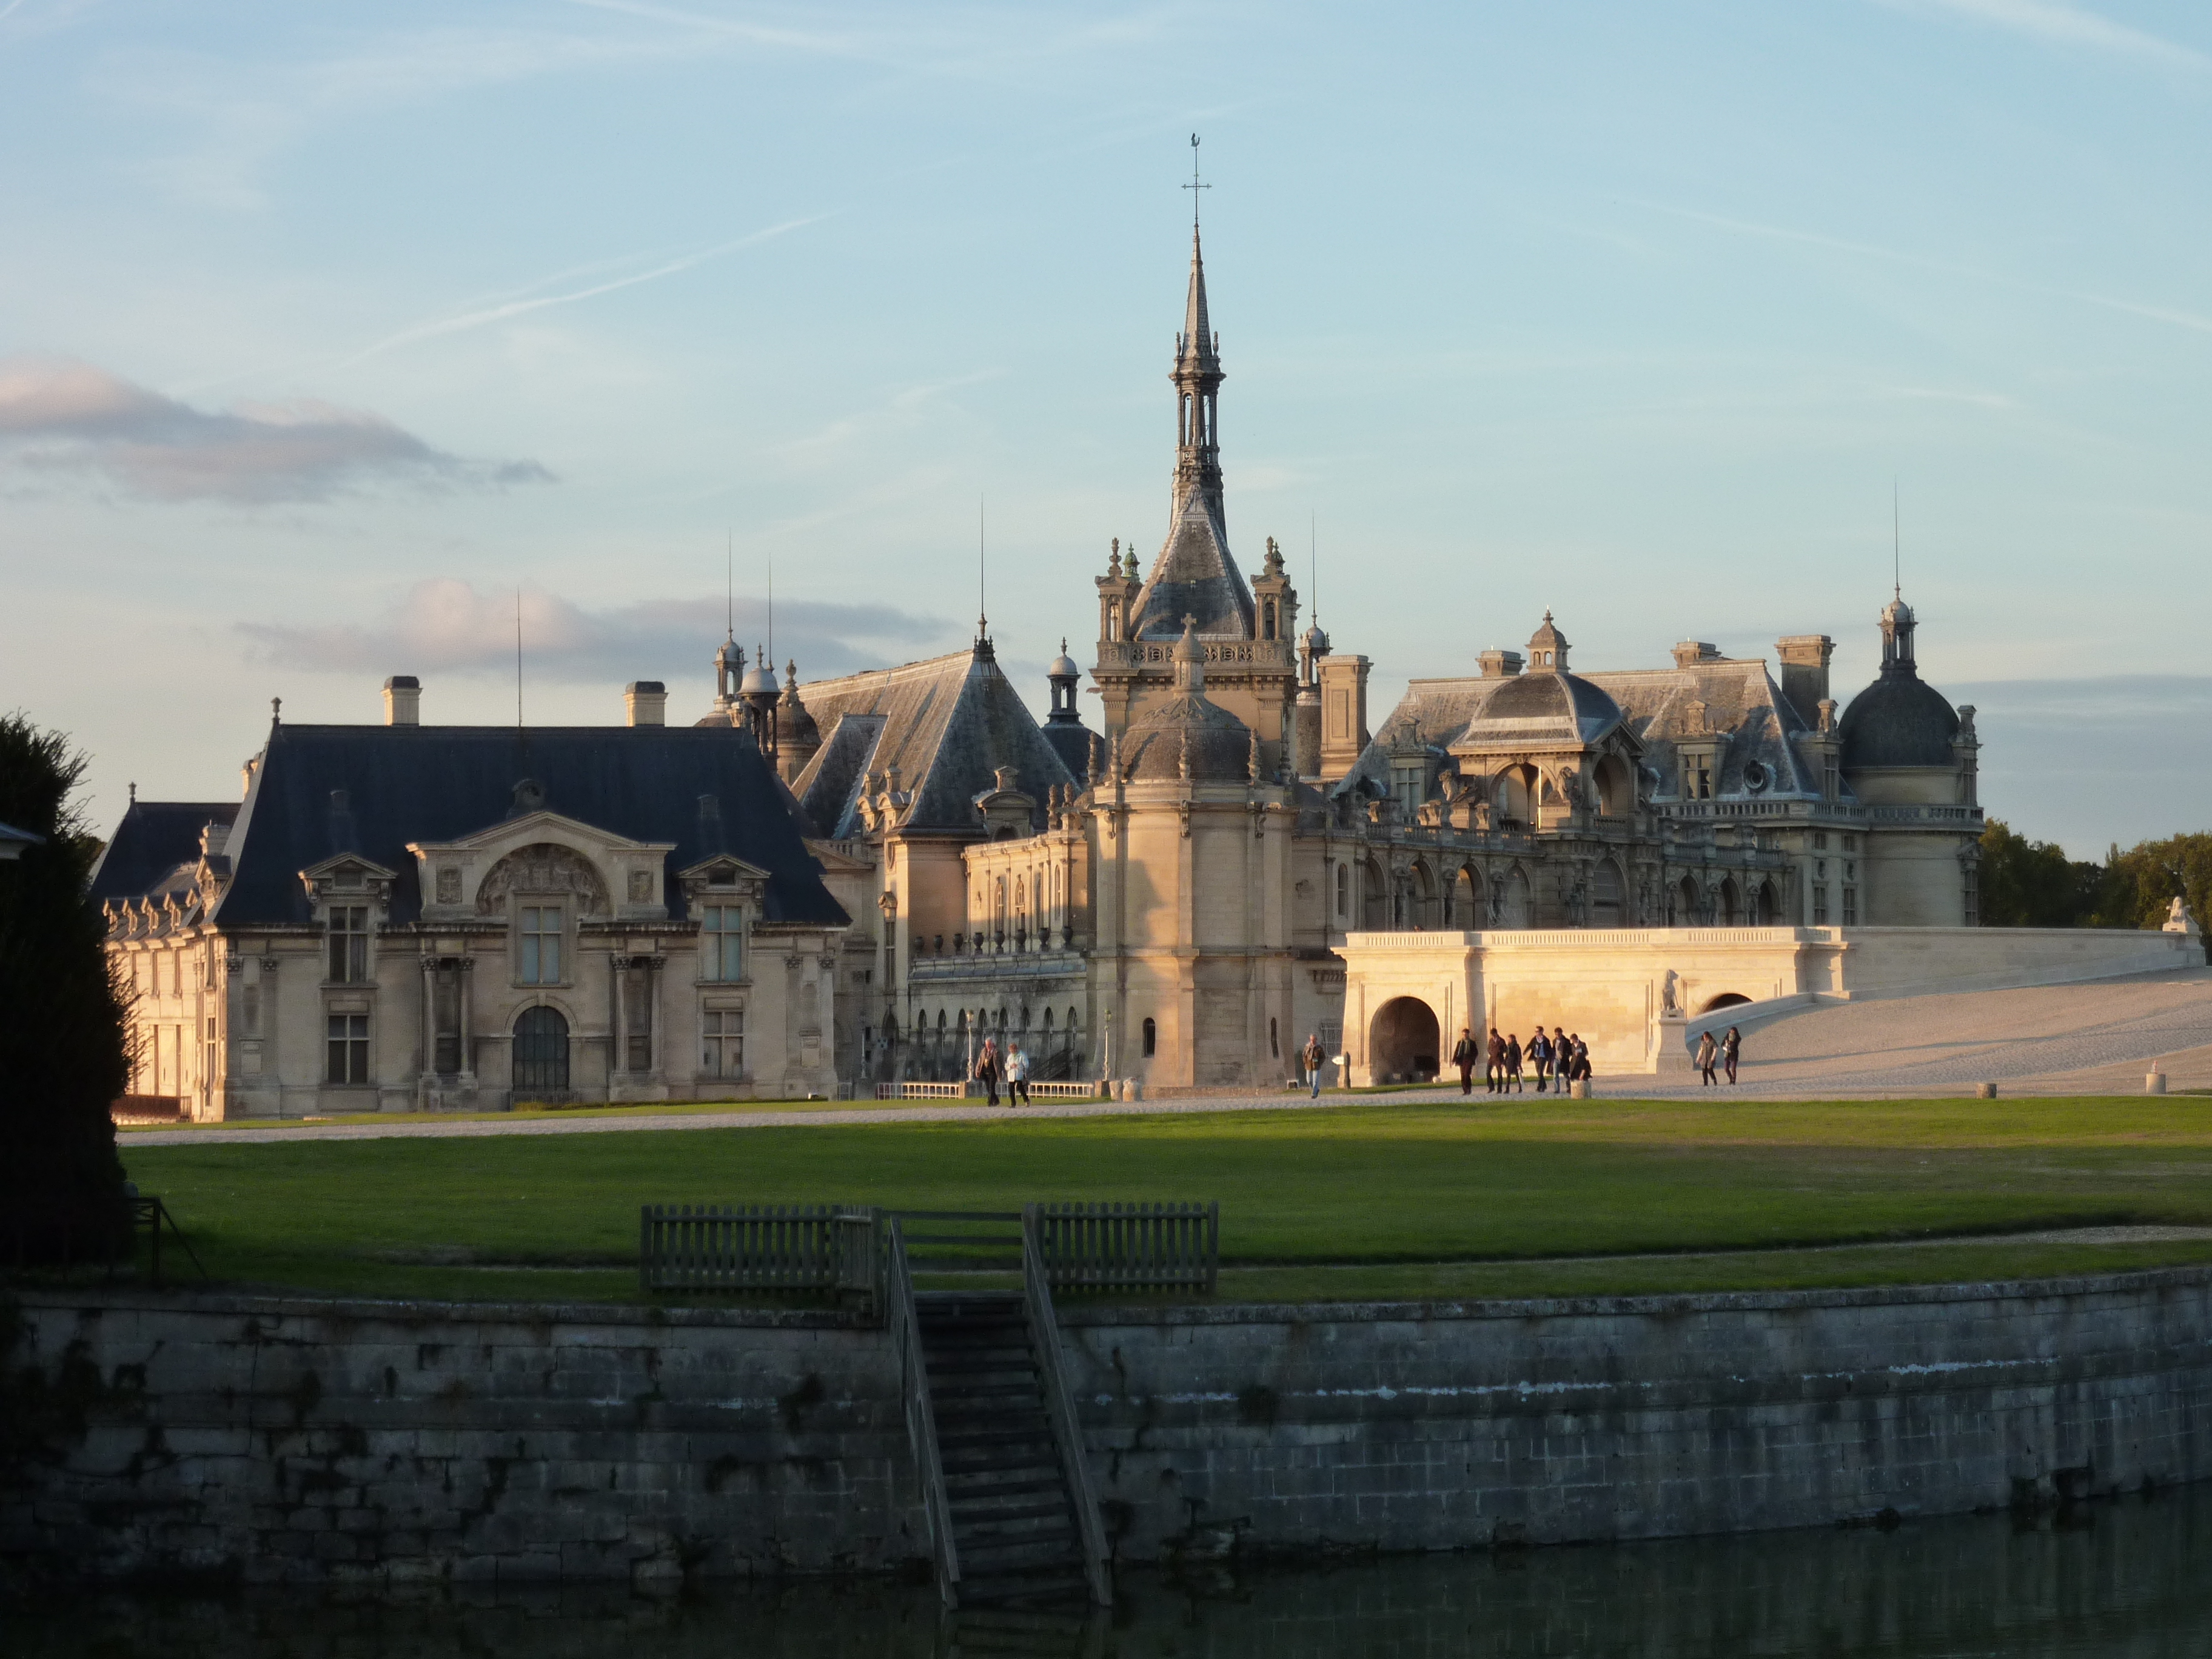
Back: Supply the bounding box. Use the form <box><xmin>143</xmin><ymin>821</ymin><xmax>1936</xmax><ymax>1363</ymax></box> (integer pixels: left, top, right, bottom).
<box><xmin>1184</xmin><ymin>132</ymin><xmax>1208</xmax><ymax>229</ymax></box>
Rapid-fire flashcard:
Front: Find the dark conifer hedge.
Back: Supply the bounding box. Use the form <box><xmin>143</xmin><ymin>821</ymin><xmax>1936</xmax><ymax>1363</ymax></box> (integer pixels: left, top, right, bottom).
<box><xmin>0</xmin><ymin>714</ymin><xmax>132</xmax><ymax>1264</ymax></box>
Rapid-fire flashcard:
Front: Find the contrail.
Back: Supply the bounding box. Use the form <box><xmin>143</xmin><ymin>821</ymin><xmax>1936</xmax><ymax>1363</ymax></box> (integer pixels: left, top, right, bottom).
<box><xmin>344</xmin><ymin>216</ymin><xmax>825</xmax><ymax>363</ymax></box>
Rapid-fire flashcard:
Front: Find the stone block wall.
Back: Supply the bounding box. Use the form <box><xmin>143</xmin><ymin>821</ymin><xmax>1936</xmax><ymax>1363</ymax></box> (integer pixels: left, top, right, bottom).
<box><xmin>0</xmin><ymin>1293</ymin><xmax>921</xmax><ymax>1592</ymax></box>
<box><xmin>8</xmin><ymin>1266</ymin><xmax>2212</xmax><ymax>1589</ymax></box>
<box><xmin>1060</xmin><ymin>1268</ymin><xmax>2212</xmax><ymax>1561</ymax></box>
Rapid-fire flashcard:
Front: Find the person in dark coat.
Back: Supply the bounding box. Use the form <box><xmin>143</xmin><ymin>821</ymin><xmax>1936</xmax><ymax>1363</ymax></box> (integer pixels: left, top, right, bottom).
<box><xmin>1452</xmin><ymin>1027</ymin><xmax>1479</xmax><ymax>1096</ymax></box>
<box><xmin>1302</xmin><ymin>1031</ymin><xmax>1326</xmax><ymax>1099</ymax></box>
<box><xmin>1486</xmin><ymin>1027</ymin><xmax>1506</xmax><ymax>1094</ymax></box>
<box><xmin>1695</xmin><ymin>1030</ymin><xmax>1718</xmax><ymax>1087</ymax></box>
<box><xmin>1723</xmin><ymin>1025</ymin><xmax>1742</xmax><ymax>1085</ymax></box>
<box><xmin>1504</xmin><ymin>1034</ymin><xmax>1524</xmax><ymax>1093</ymax></box>
<box><xmin>1529</xmin><ymin>1030</ymin><xmax>1552</xmax><ymax>1093</ymax></box>
<box><xmin>973</xmin><ymin>1037</ymin><xmax>1001</xmax><ymax>1107</ymax></box>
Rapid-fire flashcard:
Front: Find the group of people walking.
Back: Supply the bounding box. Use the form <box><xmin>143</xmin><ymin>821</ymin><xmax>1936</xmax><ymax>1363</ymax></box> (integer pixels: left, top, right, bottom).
<box><xmin>1453</xmin><ymin>1026</ymin><xmax>1592</xmax><ymax>1096</ymax></box>
<box><xmin>968</xmin><ymin>1037</ymin><xmax>1032</xmax><ymax>1107</ymax></box>
<box><xmin>1695</xmin><ymin>1025</ymin><xmax>1743</xmax><ymax>1086</ymax></box>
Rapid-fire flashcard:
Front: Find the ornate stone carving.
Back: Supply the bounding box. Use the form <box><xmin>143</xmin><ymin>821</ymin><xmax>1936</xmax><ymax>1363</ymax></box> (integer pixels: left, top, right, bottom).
<box><xmin>475</xmin><ymin>844</ymin><xmax>609</xmax><ymax>916</ymax></box>
<box><xmin>435</xmin><ymin>866</ymin><xmax>462</xmax><ymax>905</ymax></box>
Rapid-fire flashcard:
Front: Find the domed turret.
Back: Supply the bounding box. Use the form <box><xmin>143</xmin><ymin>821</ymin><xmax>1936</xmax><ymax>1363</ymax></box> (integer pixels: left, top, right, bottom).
<box><xmin>1041</xmin><ymin>637</ymin><xmax>1097</xmax><ymax>785</ymax></box>
<box><xmin>1838</xmin><ymin>593</ymin><xmax>1960</xmax><ymax>770</ymax></box>
<box><xmin>1115</xmin><ymin>615</ymin><xmax>1253</xmax><ymax>784</ymax></box>
<box><xmin>777</xmin><ymin>659</ymin><xmax>821</xmax><ymax>784</ymax></box>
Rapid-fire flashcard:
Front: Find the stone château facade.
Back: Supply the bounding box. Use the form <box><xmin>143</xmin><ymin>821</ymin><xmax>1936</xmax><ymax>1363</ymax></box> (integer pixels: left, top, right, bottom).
<box><xmin>102</xmin><ymin>211</ymin><xmax>2006</xmax><ymax>1115</ymax></box>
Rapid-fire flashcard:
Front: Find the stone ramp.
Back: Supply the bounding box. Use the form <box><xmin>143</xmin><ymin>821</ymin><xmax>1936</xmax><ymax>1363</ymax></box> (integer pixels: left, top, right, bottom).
<box><xmin>1631</xmin><ymin>967</ymin><xmax>2212</xmax><ymax>1098</ymax></box>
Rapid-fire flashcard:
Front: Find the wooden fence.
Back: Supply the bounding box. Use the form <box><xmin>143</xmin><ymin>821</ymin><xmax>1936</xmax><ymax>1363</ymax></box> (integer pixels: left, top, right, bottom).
<box><xmin>1025</xmin><ymin>1200</ymin><xmax>1219</xmax><ymax>1294</ymax></box>
<box><xmin>638</xmin><ymin>1204</ymin><xmax>882</xmax><ymax>1301</ymax></box>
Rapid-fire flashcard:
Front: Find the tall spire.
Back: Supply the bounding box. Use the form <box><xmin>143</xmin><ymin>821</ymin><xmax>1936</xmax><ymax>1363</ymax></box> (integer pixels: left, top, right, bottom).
<box><xmin>1128</xmin><ymin>136</ymin><xmax>1251</xmax><ymax>642</ymax></box>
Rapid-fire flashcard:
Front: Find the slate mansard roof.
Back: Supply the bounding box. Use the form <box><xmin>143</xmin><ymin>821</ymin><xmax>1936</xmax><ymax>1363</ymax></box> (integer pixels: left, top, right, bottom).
<box><xmin>187</xmin><ymin>723</ymin><xmax>846</xmax><ymax>930</ymax></box>
<box><xmin>786</xmin><ymin>648</ymin><xmax>1081</xmax><ymax>839</ymax></box>
<box><xmin>89</xmin><ymin>800</ymin><xmax>239</xmax><ymax>904</ymax></box>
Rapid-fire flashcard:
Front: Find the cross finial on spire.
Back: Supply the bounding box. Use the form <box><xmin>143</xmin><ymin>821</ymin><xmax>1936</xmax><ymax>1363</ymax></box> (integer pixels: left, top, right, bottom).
<box><xmin>1184</xmin><ymin>132</ymin><xmax>1208</xmax><ymax>231</ymax></box>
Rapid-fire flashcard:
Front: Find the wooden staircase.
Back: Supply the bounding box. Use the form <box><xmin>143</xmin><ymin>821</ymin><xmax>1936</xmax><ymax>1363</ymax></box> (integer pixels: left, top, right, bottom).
<box><xmin>917</xmin><ymin>1290</ymin><xmax>1091</xmax><ymax>1606</ymax></box>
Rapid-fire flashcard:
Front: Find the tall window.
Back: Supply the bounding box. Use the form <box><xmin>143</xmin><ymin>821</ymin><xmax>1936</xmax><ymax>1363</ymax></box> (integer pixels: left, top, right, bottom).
<box><xmin>701</xmin><ymin>904</ymin><xmax>744</xmax><ymax>982</ymax></box>
<box><xmin>520</xmin><ymin>905</ymin><xmax>562</xmax><ymax>984</ymax></box>
<box><xmin>703</xmin><ymin>1010</ymin><xmax>745</xmax><ymax>1077</ymax></box>
<box><xmin>326</xmin><ymin>1014</ymin><xmax>369</xmax><ymax>1084</ymax></box>
<box><xmin>1335</xmin><ymin>863</ymin><xmax>1347</xmax><ymax>917</ymax></box>
<box><xmin>327</xmin><ymin>906</ymin><xmax>369</xmax><ymax>983</ymax></box>
<box><xmin>1319</xmin><ymin>1019</ymin><xmax>1342</xmax><ymax>1056</ymax></box>
<box><xmin>1842</xmin><ymin>886</ymin><xmax>1858</xmax><ymax>927</ymax></box>
<box><xmin>1142</xmin><ymin>1017</ymin><xmax>1157</xmax><ymax>1057</ymax></box>
<box><xmin>1812</xmin><ymin>885</ymin><xmax>1829</xmax><ymax>927</ymax></box>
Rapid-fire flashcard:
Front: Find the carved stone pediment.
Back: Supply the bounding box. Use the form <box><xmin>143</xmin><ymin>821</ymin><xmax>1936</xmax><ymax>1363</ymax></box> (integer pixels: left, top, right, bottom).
<box><xmin>477</xmin><ymin>843</ymin><xmax>610</xmax><ymax>916</ymax></box>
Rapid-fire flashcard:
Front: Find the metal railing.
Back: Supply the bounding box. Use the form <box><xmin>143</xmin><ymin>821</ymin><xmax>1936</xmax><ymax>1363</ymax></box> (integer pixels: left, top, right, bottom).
<box><xmin>1028</xmin><ymin>1201</ymin><xmax>1219</xmax><ymax>1295</ymax></box>
<box><xmin>638</xmin><ymin>1204</ymin><xmax>882</xmax><ymax>1305</ymax></box>
<box><xmin>133</xmin><ymin>1195</ymin><xmax>206</xmax><ymax>1287</ymax></box>
<box><xmin>886</xmin><ymin>1219</ymin><xmax>960</xmax><ymax>1609</ymax></box>
<box><xmin>1022</xmin><ymin>1219</ymin><xmax>1113</xmax><ymax>1606</ymax></box>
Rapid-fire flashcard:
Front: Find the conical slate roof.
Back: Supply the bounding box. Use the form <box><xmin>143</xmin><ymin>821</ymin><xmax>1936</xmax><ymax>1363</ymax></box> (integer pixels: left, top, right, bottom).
<box><xmin>1131</xmin><ymin>488</ymin><xmax>1252</xmax><ymax>639</ymax></box>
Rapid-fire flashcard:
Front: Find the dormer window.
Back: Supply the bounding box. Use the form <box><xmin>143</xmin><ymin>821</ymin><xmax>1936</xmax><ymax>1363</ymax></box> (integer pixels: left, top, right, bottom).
<box><xmin>519</xmin><ymin>905</ymin><xmax>563</xmax><ymax>984</ymax></box>
<box><xmin>327</xmin><ymin>905</ymin><xmax>370</xmax><ymax>984</ymax></box>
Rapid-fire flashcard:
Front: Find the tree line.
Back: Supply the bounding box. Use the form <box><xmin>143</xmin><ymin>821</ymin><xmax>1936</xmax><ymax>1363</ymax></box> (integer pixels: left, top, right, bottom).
<box><xmin>1978</xmin><ymin>819</ymin><xmax>2211</xmax><ymax>936</ymax></box>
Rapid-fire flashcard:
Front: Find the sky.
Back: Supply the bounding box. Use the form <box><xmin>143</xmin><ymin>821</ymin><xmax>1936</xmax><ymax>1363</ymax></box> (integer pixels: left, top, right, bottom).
<box><xmin>2</xmin><ymin>0</ymin><xmax>2208</xmax><ymax>856</ymax></box>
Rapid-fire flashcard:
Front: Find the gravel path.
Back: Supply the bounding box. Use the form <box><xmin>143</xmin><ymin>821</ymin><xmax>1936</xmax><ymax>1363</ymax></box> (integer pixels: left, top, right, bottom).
<box><xmin>124</xmin><ymin>968</ymin><xmax>2212</xmax><ymax>1145</ymax></box>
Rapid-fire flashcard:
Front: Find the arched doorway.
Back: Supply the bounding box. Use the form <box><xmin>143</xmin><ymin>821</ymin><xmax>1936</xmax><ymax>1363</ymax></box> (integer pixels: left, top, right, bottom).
<box><xmin>1675</xmin><ymin>876</ymin><xmax>1701</xmax><ymax>926</ymax></box>
<box><xmin>1718</xmin><ymin>876</ymin><xmax>1741</xmax><ymax>925</ymax></box>
<box><xmin>1362</xmin><ymin>859</ymin><xmax>1388</xmax><ymax>930</ymax></box>
<box><xmin>1700</xmin><ymin>992</ymin><xmax>1751</xmax><ymax>1015</ymax></box>
<box><xmin>513</xmin><ymin>1005</ymin><xmax>570</xmax><ymax>1094</ymax></box>
<box><xmin>1447</xmin><ymin>865</ymin><xmax>1483</xmax><ymax>929</ymax></box>
<box><xmin>1369</xmin><ymin>997</ymin><xmax>1441</xmax><ymax>1084</ymax></box>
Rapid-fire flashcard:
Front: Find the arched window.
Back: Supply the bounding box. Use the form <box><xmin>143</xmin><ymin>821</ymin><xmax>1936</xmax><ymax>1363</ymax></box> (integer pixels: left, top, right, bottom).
<box><xmin>1262</xmin><ymin>601</ymin><xmax>1278</xmax><ymax>641</ymax></box>
<box><xmin>1362</xmin><ymin>860</ymin><xmax>1388</xmax><ymax>930</ymax></box>
<box><xmin>1142</xmin><ymin>1017</ymin><xmax>1157</xmax><ymax>1057</ymax></box>
<box><xmin>1592</xmin><ymin>858</ymin><xmax>1625</xmax><ymax>927</ymax></box>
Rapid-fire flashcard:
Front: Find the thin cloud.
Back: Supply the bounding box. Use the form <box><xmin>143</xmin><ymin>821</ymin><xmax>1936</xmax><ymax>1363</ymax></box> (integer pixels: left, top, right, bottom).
<box><xmin>346</xmin><ymin>217</ymin><xmax>827</xmax><ymax>363</ymax></box>
<box><xmin>0</xmin><ymin>357</ymin><xmax>552</xmax><ymax>504</ymax></box>
<box><xmin>237</xmin><ymin>577</ymin><xmax>956</xmax><ymax>685</ymax></box>
<box><xmin>1643</xmin><ymin>202</ymin><xmax>2212</xmax><ymax>338</ymax></box>
<box><xmin>1877</xmin><ymin>0</ymin><xmax>2208</xmax><ymax>69</ymax></box>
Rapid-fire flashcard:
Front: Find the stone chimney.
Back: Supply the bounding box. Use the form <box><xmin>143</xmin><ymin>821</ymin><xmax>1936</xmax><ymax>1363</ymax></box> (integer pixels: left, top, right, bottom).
<box><xmin>1775</xmin><ymin>635</ymin><xmax>1835</xmax><ymax>723</ymax></box>
<box><xmin>625</xmin><ymin>681</ymin><xmax>668</xmax><ymax>727</ymax></box>
<box><xmin>383</xmin><ymin>675</ymin><xmax>421</xmax><ymax>726</ymax></box>
<box><xmin>1316</xmin><ymin>654</ymin><xmax>1372</xmax><ymax>785</ymax></box>
<box><xmin>1671</xmin><ymin>642</ymin><xmax>1723</xmax><ymax>669</ymax></box>
<box><xmin>1477</xmin><ymin>649</ymin><xmax>1524</xmax><ymax>679</ymax></box>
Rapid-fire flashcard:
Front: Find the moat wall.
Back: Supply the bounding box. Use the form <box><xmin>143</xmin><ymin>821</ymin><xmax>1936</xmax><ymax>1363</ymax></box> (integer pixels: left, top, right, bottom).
<box><xmin>7</xmin><ymin>1267</ymin><xmax>2212</xmax><ymax>1590</ymax></box>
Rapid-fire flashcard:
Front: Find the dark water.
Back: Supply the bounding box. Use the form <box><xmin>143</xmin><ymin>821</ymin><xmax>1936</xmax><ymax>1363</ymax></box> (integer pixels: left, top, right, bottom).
<box><xmin>10</xmin><ymin>1489</ymin><xmax>2212</xmax><ymax>1658</ymax></box>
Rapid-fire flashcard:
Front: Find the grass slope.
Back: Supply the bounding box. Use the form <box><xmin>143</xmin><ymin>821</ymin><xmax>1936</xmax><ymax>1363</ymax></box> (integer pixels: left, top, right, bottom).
<box><xmin>101</xmin><ymin>1096</ymin><xmax>2212</xmax><ymax>1304</ymax></box>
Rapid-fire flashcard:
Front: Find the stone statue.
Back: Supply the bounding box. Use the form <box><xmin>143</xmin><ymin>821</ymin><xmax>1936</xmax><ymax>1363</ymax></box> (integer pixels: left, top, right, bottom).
<box><xmin>1661</xmin><ymin>970</ymin><xmax>1681</xmax><ymax>1016</ymax></box>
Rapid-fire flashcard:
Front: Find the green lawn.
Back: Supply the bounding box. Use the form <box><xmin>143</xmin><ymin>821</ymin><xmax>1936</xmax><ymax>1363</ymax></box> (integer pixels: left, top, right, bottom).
<box><xmin>90</xmin><ymin>1096</ymin><xmax>2212</xmax><ymax>1304</ymax></box>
